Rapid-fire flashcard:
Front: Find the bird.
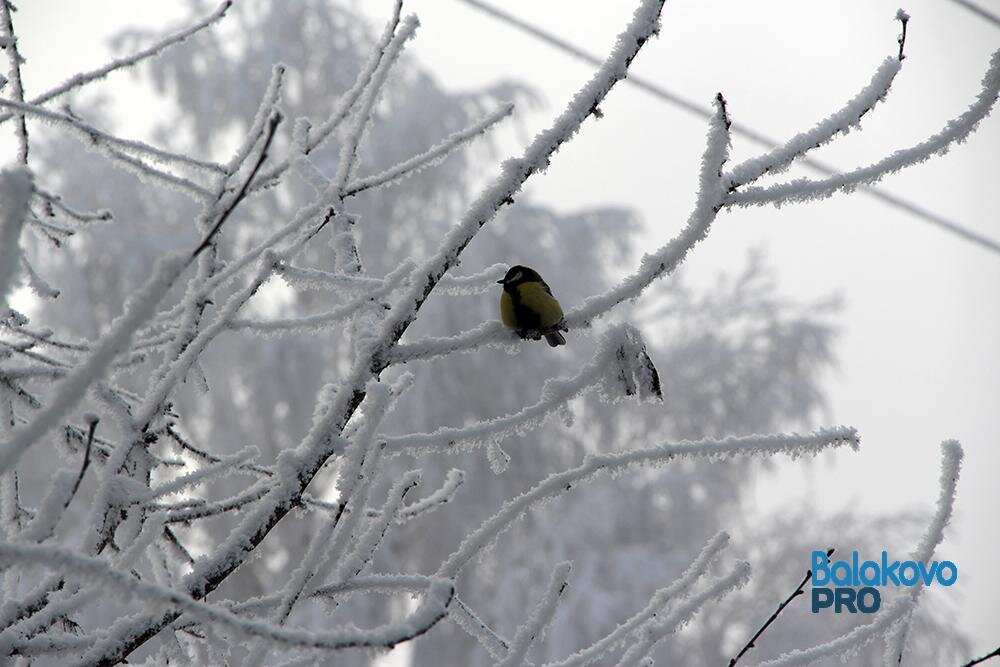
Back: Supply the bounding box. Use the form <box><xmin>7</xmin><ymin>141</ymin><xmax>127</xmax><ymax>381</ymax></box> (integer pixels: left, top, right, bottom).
<box><xmin>497</xmin><ymin>265</ymin><xmax>567</xmax><ymax>347</ymax></box>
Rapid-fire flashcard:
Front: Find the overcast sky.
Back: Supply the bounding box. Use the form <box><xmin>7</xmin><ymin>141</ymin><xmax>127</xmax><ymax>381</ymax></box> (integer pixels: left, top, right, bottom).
<box><xmin>10</xmin><ymin>0</ymin><xmax>1000</xmax><ymax>658</ymax></box>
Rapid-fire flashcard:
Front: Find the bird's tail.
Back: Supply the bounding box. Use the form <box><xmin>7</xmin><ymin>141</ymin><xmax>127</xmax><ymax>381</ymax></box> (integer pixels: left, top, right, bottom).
<box><xmin>544</xmin><ymin>331</ymin><xmax>566</xmax><ymax>347</ymax></box>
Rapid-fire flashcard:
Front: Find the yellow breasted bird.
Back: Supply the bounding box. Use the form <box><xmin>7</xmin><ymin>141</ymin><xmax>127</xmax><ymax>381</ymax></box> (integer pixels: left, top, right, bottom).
<box><xmin>497</xmin><ymin>265</ymin><xmax>567</xmax><ymax>347</ymax></box>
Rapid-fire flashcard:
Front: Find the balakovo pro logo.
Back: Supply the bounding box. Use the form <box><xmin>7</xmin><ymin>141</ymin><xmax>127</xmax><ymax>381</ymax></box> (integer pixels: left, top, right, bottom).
<box><xmin>811</xmin><ymin>550</ymin><xmax>958</xmax><ymax>613</ymax></box>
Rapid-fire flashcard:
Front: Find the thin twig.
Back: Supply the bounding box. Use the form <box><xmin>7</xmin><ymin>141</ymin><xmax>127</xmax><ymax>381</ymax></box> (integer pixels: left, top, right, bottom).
<box><xmin>896</xmin><ymin>9</ymin><xmax>910</xmax><ymax>61</ymax></box>
<box><xmin>962</xmin><ymin>646</ymin><xmax>1000</xmax><ymax>667</ymax></box>
<box><xmin>0</xmin><ymin>0</ymin><xmax>29</xmax><ymax>163</ymax></box>
<box><xmin>0</xmin><ymin>1</ymin><xmax>232</xmax><ymax>124</ymax></box>
<box><xmin>67</xmin><ymin>416</ymin><xmax>97</xmax><ymax>500</ymax></box>
<box><xmin>192</xmin><ymin>112</ymin><xmax>282</xmax><ymax>258</ymax></box>
<box><xmin>728</xmin><ymin>547</ymin><xmax>836</xmax><ymax>666</ymax></box>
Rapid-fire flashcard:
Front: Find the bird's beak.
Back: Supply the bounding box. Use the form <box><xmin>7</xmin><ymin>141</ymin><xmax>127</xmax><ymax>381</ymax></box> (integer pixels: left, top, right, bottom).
<box><xmin>496</xmin><ymin>279</ymin><xmax>504</xmax><ymax>284</ymax></box>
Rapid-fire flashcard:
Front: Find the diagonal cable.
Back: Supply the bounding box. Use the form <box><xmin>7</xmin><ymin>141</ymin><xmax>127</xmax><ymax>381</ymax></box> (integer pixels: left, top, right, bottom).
<box><xmin>458</xmin><ymin>0</ymin><xmax>1000</xmax><ymax>256</ymax></box>
<box><xmin>948</xmin><ymin>0</ymin><xmax>1000</xmax><ymax>28</ymax></box>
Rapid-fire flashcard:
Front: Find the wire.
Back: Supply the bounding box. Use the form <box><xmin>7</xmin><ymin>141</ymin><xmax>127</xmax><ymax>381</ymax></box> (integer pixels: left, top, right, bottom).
<box><xmin>458</xmin><ymin>0</ymin><xmax>1000</xmax><ymax>256</ymax></box>
<box><xmin>948</xmin><ymin>0</ymin><xmax>1000</xmax><ymax>28</ymax></box>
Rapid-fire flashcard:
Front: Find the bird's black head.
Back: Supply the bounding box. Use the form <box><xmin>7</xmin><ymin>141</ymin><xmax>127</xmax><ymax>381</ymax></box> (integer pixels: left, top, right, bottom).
<box><xmin>497</xmin><ymin>265</ymin><xmax>543</xmax><ymax>289</ymax></box>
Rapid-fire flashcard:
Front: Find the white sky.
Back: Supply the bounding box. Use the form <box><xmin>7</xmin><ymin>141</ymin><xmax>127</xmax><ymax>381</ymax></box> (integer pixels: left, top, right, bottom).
<box><xmin>9</xmin><ymin>0</ymin><xmax>1000</xmax><ymax>660</ymax></box>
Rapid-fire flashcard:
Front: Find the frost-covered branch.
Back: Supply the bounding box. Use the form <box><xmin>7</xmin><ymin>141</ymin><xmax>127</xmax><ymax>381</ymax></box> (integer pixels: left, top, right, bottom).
<box><xmin>0</xmin><ymin>2</ymin><xmax>233</xmax><ymax>126</ymax></box>
<box><xmin>343</xmin><ymin>103</ymin><xmax>515</xmax><ymax>196</ymax></box>
<box><xmin>383</xmin><ymin>324</ymin><xmax>660</xmax><ymax>456</ymax></box>
<box><xmin>885</xmin><ymin>440</ymin><xmax>964</xmax><ymax>664</ymax></box>
<box><xmin>755</xmin><ymin>441</ymin><xmax>964</xmax><ymax>667</ymax></box>
<box><xmin>615</xmin><ymin>561</ymin><xmax>752</xmax><ymax>667</ymax></box>
<box><xmin>2</xmin><ymin>1</ymin><xmax>985</xmax><ymax>663</ymax></box>
<box><xmin>71</xmin><ymin>5</ymin><xmax>666</xmax><ymax>661</ymax></box>
<box><xmin>547</xmin><ymin>531</ymin><xmax>730</xmax><ymax>667</ymax></box>
<box><xmin>438</xmin><ymin>427</ymin><xmax>857</xmax><ymax>578</ymax></box>
<box><xmin>0</xmin><ymin>98</ymin><xmax>225</xmax><ymax>178</ymax></box>
<box><xmin>0</xmin><ymin>168</ymin><xmax>32</xmax><ymax>315</ymax></box>
<box><xmin>0</xmin><ymin>541</ymin><xmax>455</xmax><ymax>652</ymax></box>
<box><xmin>0</xmin><ymin>254</ymin><xmax>191</xmax><ymax>474</ymax></box>
<box><xmin>494</xmin><ymin>561</ymin><xmax>572</xmax><ymax>667</ymax></box>
<box><xmin>388</xmin><ymin>93</ymin><xmax>731</xmax><ymax>363</ymax></box>
<box><xmin>727</xmin><ymin>50</ymin><xmax>1000</xmax><ymax>208</ymax></box>
<box><xmin>0</xmin><ymin>0</ymin><xmax>28</xmax><ymax>163</ymax></box>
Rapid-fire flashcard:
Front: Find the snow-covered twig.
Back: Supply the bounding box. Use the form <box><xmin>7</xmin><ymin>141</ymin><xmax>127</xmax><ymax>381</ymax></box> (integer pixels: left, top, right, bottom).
<box><xmin>249</xmin><ymin>0</ymin><xmax>407</xmax><ymax>191</ymax></box>
<box><xmin>32</xmin><ymin>187</ymin><xmax>112</xmax><ymax>225</ymax></box>
<box><xmin>344</xmin><ymin>103</ymin><xmax>515</xmax><ymax>196</ymax></box>
<box><xmin>0</xmin><ymin>540</ymin><xmax>455</xmax><ymax>653</ymax></box>
<box><xmin>751</xmin><ymin>597</ymin><xmax>913</xmax><ymax>667</ymax></box>
<box><xmin>0</xmin><ymin>98</ymin><xmax>225</xmax><ymax>177</ymax></box>
<box><xmin>724</xmin><ymin>57</ymin><xmax>902</xmax><ymax>190</ymax></box>
<box><xmin>0</xmin><ymin>0</ymin><xmax>28</xmax><ymax>163</ymax></box>
<box><xmin>438</xmin><ymin>427</ymin><xmax>858</xmax><ymax>578</ymax></box>
<box><xmin>382</xmin><ymin>325</ymin><xmax>658</xmax><ymax>456</ymax></box>
<box><xmin>0</xmin><ymin>254</ymin><xmax>191</xmax><ymax>474</ymax></box>
<box><xmin>615</xmin><ymin>561</ymin><xmax>752</xmax><ymax>667</ymax></box>
<box><xmin>229</xmin><ymin>260</ymin><xmax>414</xmax><ymax>334</ymax></box>
<box><xmin>450</xmin><ymin>595</ymin><xmax>510</xmax><ymax>660</ymax></box>
<box><xmin>0</xmin><ymin>2</ymin><xmax>233</xmax><ymax>127</ymax></box>
<box><xmin>884</xmin><ymin>440</ymin><xmax>963</xmax><ymax>664</ymax></box>
<box><xmin>398</xmin><ymin>468</ymin><xmax>464</xmax><ymax>521</ymax></box>
<box><xmin>387</xmin><ymin>93</ymin><xmax>731</xmax><ymax>363</ymax></box>
<box><xmin>756</xmin><ymin>441</ymin><xmax>963</xmax><ymax>667</ymax></box>
<box><xmin>494</xmin><ymin>561</ymin><xmax>572</xmax><ymax>667</ymax></box>
<box><xmin>0</xmin><ymin>168</ymin><xmax>32</xmax><ymax>314</ymax></box>
<box><xmin>547</xmin><ymin>531</ymin><xmax>730</xmax><ymax>667</ymax></box>
<box><xmin>727</xmin><ymin>50</ymin><xmax>1000</xmax><ymax>208</ymax></box>
<box><xmin>18</xmin><ymin>256</ymin><xmax>60</xmax><ymax>300</ymax></box>
<box><xmin>144</xmin><ymin>447</ymin><xmax>258</xmax><ymax>502</ymax></box>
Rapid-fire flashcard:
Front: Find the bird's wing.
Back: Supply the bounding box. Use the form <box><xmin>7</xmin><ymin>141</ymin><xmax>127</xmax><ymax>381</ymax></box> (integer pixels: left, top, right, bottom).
<box><xmin>518</xmin><ymin>282</ymin><xmax>564</xmax><ymax>328</ymax></box>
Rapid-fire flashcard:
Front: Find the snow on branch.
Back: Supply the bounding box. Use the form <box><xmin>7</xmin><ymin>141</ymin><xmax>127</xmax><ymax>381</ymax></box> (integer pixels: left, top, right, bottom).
<box><xmin>250</xmin><ymin>0</ymin><xmax>408</xmax><ymax>192</ymax></box>
<box><xmin>449</xmin><ymin>594</ymin><xmax>510</xmax><ymax>660</ymax></box>
<box><xmin>369</xmin><ymin>0</ymin><xmax>667</xmax><ymax>370</ymax></box>
<box><xmin>0</xmin><ymin>540</ymin><xmax>455</xmax><ymax>652</ymax></box>
<box><xmin>615</xmin><ymin>561</ymin><xmax>752</xmax><ymax>667</ymax></box>
<box><xmin>0</xmin><ymin>167</ymin><xmax>32</xmax><ymax>315</ymax></box>
<box><xmin>727</xmin><ymin>49</ymin><xmax>1000</xmax><ymax>208</ymax></box>
<box><xmin>0</xmin><ymin>253</ymin><xmax>190</xmax><ymax>474</ymax></box>
<box><xmin>0</xmin><ymin>1</ymin><xmax>233</xmax><ymax>126</ymax></box>
<box><xmin>724</xmin><ymin>56</ymin><xmax>903</xmax><ymax>190</ymax></box>
<box><xmin>383</xmin><ymin>324</ymin><xmax>661</xmax><ymax>456</ymax></box>
<box><xmin>546</xmin><ymin>531</ymin><xmax>730</xmax><ymax>667</ymax></box>
<box><xmin>0</xmin><ymin>0</ymin><xmax>29</xmax><ymax>163</ymax></box>
<box><xmin>71</xmin><ymin>6</ymin><xmax>669</xmax><ymax>663</ymax></box>
<box><xmin>756</xmin><ymin>441</ymin><xmax>963</xmax><ymax>667</ymax></box>
<box><xmin>229</xmin><ymin>260</ymin><xmax>414</xmax><ymax>334</ymax></box>
<box><xmin>884</xmin><ymin>439</ymin><xmax>964</xmax><ymax>664</ymax></box>
<box><xmin>0</xmin><ymin>98</ymin><xmax>226</xmax><ymax>177</ymax></box>
<box><xmin>343</xmin><ymin>103</ymin><xmax>515</xmax><ymax>196</ymax></box>
<box><xmin>398</xmin><ymin>468</ymin><xmax>465</xmax><ymax>520</ymax></box>
<box><xmin>387</xmin><ymin>93</ymin><xmax>731</xmax><ymax>364</ymax></box>
<box><xmin>437</xmin><ymin>427</ymin><xmax>858</xmax><ymax>578</ymax></box>
<box><xmin>5</xmin><ymin>0</ymin><xmax>985</xmax><ymax>662</ymax></box>
<box><xmin>494</xmin><ymin>561</ymin><xmax>572</xmax><ymax>667</ymax></box>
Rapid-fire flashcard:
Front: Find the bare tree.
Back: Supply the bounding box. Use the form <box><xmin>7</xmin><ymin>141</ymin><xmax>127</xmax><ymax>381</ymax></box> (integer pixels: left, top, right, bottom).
<box><xmin>0</xmin><ymin>1</ymin><xmax>995</xmax><ymax>665</ymax></box>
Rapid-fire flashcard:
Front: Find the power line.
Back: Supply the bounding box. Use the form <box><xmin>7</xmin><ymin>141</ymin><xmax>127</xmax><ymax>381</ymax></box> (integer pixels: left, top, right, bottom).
<box><xmin>949</xmin><ymin>0</ymin><xmax>1000</xmax><ymax>28</ymax></box>
<box><xmin>458</xmin><ymin>0</ymin><xmax>1000</xmax><ymax>256</ymax></box>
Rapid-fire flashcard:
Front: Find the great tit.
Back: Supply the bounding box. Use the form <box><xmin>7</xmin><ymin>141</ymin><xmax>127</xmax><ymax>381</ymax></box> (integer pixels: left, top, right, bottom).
<box><xmin>497</xmin><ymin>265</ymin><xmax>567</xmax><ymax>347</ymax></box>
